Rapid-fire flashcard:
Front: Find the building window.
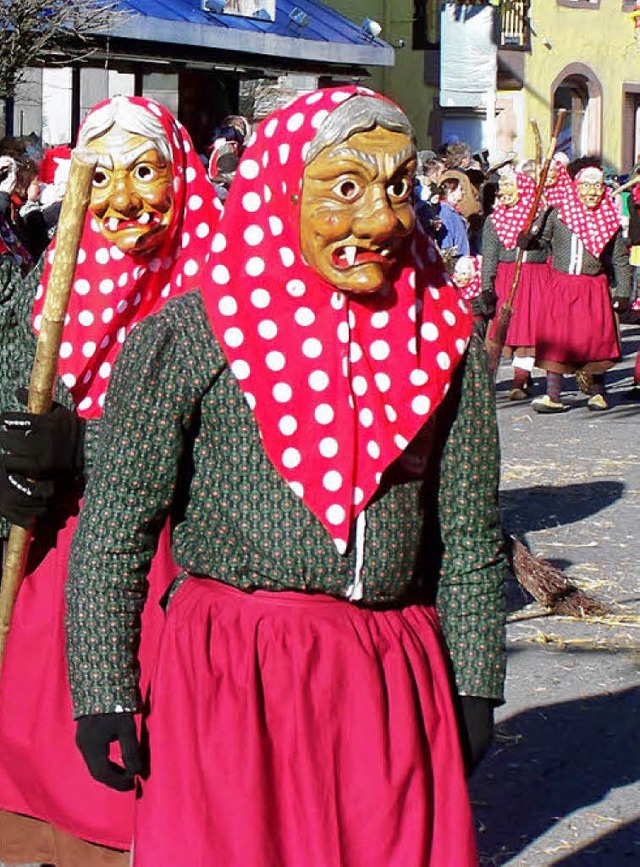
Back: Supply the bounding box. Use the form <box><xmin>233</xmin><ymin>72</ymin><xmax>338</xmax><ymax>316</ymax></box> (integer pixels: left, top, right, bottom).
<box><xmin>499</xmin><ymin>1</ymin><xmax>531</xmax><ymax>49</ymax></box>
<box><xmin>413</xmin><ymin>0</ymin><xmax>441</xmax><ymax>49</ymax></box>
<box><xmin>556</xmin><ymin>1</ymin><xmax>600</xmax><ymax>8</ymax></box>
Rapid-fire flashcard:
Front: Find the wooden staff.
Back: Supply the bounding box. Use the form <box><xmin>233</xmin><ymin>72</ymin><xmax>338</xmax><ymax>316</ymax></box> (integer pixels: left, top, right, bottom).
<box><xmin>612</xmin><ymin>174</ymin><xmax>640</xmax><ymax>196</ymax></box>
<box><xmin>531</xmin><ymin>118</ymin><xmax>542</xmax><ymax>181</ymax></box>
<box><xmin>486</xmin><ymin>108</ymin><xmax>567</xmax><ymax>375</ymax></box>
<box><xmin>0</xmin><ymin>149</ymin><xmax>96</xmax><ymax>673</ymax></box>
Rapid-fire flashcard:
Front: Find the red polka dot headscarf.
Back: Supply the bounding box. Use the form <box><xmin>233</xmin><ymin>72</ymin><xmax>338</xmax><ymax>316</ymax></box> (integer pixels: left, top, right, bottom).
<box><xmin>201</xmin><ymin>86</ymin><xmax>472</xmax><ymax>551</ymax></box>
<box><xmin>32</xmin><ymin>95</ymin><xmax>222</xmax><ymax>419</ymax></box>
<box><xmin>490</xmin><ymin>168</ymin><xmax>536</xmax><ymax>249</ymax></box>
<box><xmin>544</xmin><ymin>155</ymin><xmax>572</xmax><ymax>208</ymax></box>
<box><xmin>558</xmin><ymin>167</ymin><xmax>620</xmax><ymax>258</ymax></box>
<box><xmin>452</xmin><ymin>255</ymin><xmax>483</xmax><ymax>302</ymax></box>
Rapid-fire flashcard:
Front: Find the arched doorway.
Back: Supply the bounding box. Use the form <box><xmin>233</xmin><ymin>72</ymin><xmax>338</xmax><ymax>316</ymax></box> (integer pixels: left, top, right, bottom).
<box><xmin>551</xmin><ymin>65</ymin><xmax>602</xmax><ymax>160</ymax></box>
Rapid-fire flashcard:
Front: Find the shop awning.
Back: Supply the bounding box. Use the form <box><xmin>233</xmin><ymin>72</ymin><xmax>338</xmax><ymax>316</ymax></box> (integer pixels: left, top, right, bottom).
<box><xmin>96</xmin><ymin>0</ymin><xmax>395</xmax><ymax>70</ymax></box>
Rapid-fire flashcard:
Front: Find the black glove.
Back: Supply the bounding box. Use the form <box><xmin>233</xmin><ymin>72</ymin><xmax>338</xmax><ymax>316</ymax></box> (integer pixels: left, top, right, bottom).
<box><xmin>0</xmin><ymin>471</ymin><xmax>54</xmax><ymax>528</ymax></box>
<box><xmin>612</xmin><ymin>296</ymin><xmax>630</xmax><ymax>315</ymax></box>
<box><xmin>516</xmin><ymin>231</ymin><xmax>536</xmax><ymax>251</ymax></box>
<box><xmin>0</xmin><ymin>388</ymin><xmax>85</xmax><ymax>479</ymax></box>
<box><xmin>76</xmin><ymin>712</ymin><xmax>143</xmax><ymax>792</ymax></box>
<box><xmin>472</xmin><ymin>316</ymin><xmax>488</xmax><ymax>341</ymax></box>
<box><xmin>458</xmin><ymin>695</ymin><xmax>495</xmax><ymax>776</ymax></box>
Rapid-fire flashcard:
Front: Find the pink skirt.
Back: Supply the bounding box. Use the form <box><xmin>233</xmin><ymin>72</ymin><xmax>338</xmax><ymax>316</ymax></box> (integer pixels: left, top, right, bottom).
<box><xmin>0</xmin><ymin>515</ymin><xmax>177</xmax><ymax>851</ymax></box>
<box><xmin>535</xmin><ymin>270</ymin><xmax>620</xmax><ymax>368</ymax></box>
<box><xmin>134</xmin><ymin>577</ymin><xmax>478</xmax><ymax>867</ymax></box>
<box><xmin>489</xmin><ymin>259</ymin><xmax>549</xmax><ymax>349</ymax></box>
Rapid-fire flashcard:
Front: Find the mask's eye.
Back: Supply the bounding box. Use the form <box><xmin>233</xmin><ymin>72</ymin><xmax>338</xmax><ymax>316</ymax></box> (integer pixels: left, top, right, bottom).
<box><xmin>92</xmin><ymin>169</ymin><xmax>109</xmax><ymax>188</ymax></box>
<box><xmin>387</xmin><ymin>176</ymin><xmax>412</xmax><ymax>201</ymax></box>
<box><xmin>333</xmin><ymin>178</ymin><xmax>362</xmax><ymax>201</ymax></box>
<box><xmin>133</xmin><ymin>163</ymin><xmax>158</xmax><ymax>182</ymax></box>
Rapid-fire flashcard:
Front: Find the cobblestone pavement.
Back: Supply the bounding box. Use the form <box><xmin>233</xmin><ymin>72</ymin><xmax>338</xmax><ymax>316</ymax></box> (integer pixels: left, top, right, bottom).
<box><xmin>471</xmin><ymin>323</ymin><xmax>640</xmax><ymax>865</ymax></box>
<box><xmin>2</xmin><ymin>328</ymin><xmax>639</xmax><ymax>867</ymax></box>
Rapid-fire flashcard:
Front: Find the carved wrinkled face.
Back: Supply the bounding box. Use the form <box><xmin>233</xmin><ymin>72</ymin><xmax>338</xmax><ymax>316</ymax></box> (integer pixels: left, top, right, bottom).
<box><xmin>545</xmin><ymin>162</ymin><xmax>558</xmax><ymax>187</ymax></box>
<box><xmin>299</xmin><ymin>126</ymin><xmax>415</xmax><ymax>294</ymax></box>
<box><xmin>498</xmin><ymin>176</ymin><xmax>519</xmax><ymax>207</ymax></box>
<box><xmin>453</xmin><ymin>258</ymin><xmax>475</xmax><ymax>288</ymax></box>
<box><xmin>88</xmin><ymin>125</ymin><xmax>175</xmax><ymax>255</ymax></box>
<box><xmin>577</xmin><ymin>178</ymin><xmax>604</xmax><ymax>210</ymax></box>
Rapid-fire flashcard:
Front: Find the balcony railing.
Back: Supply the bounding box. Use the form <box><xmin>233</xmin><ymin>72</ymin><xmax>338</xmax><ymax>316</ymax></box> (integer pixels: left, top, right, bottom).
<box><xmin>499</xmin><ymin>0</ymin><xmax>531</xmax><ymax>49</ymax></box>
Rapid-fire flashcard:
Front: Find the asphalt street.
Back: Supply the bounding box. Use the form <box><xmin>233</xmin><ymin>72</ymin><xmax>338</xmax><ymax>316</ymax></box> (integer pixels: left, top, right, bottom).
<box><xmin>471</xmin><ymin>322</ymin><xmax>640</xmax><ymax>866</ymax></box>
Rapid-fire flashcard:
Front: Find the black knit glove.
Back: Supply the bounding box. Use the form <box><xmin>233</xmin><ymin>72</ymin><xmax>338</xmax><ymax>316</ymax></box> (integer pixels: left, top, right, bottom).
<box><xmin>0</xmin><ymin>388</ymin><xmax>85</xmax><ymax>479</ymax></box>
<box><xmin>472</xmin><ymin>316</ymin><xmax>488</xmax><ymax>341</ymax></box>
<box><xmin>612</xmin><ymin>296</ymin><xmax>630</xmax><ymax>316</ymax></box>
<box><xmin>458</xmin><ymin>695</ymin><xmax>495</xmax><ymax>776</ymax></box>
<box><xmin>0</xmin><ymin>471</ymin><xmax>54</xmax><ymax>528</ymax></box>
<box><xmin>76</xmin><ymin>712</ymin><xmax>143</xmax><ymax>792</ymax></box>
<box><xmin>516</xmin><ymin>231</ymin><xmax>536</xmax><ymax>251</ymax></box>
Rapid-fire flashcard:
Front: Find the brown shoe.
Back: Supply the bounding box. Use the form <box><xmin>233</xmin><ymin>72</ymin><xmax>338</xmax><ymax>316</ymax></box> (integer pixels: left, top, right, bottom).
<box><xmin>508</xmin><ymin>387</ymin><xmax>528</xmax><ymax>401</ymax></box>
<box><xmin>587</xmin><ymin>393</ymin><xmax>609</xmax><ymax>411</ymax></box>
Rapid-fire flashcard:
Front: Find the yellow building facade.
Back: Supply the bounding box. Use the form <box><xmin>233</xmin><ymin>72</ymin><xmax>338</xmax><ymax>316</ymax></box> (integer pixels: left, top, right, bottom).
<box><xmin>516</xmin><ymin>0</ymin><xmax>640</xmax><ymax>174</ymax></box>
<box><xmin>327</xmin><ymin>1</ymin><xmax>640</xmax><ymax>174</ymax></box>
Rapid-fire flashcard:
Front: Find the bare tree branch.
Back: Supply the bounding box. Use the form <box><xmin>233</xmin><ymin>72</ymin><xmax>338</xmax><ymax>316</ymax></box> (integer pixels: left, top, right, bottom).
<box><xmin>0</xmin><ymin>0</ymin><xmax>129</xmax><ymax>99</ymax></box>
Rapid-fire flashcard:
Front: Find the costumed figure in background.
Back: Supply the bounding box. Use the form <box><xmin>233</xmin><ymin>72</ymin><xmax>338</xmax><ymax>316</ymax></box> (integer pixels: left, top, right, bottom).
<box><xmin>207</xmin><ymin>113</ymin><xmax>252</xmax><ymax>200</ymax></box>
<box><xmin>67</xmin><ymin>87</ymin><xmax>506</xmax><ymax>867</ymax></box>
<box><xmin>0</xmin><ymin>155</ymin><xmax>34</xmax><ymax>276</ymax></box>
<box><xmin>435</xmin><ymin>175</ymin><xmax>470</xmax><ymax>270</ymax></box>
<box><xmin>531</xmin><ymin>166</ymin><xmax>631</xmax><ymax>413</ymax></box>
<box><xmin>0</xmin><ymin>95</ymin><xmax>221</xmax><ymax>866</ymax></box>
<box><xmin>483</xmin><ymin>167</ymin><xmax>549</xmax><ymax>400</ymax></box>
<box><xmin>451</xmin><ymin>253</ymin><xmax>490</xmax><ymax>338</ymax></box>
<box><xmin>543</xmin><ymin>152</ymin><xmax>572</xmax><ymax>209</ymax></box>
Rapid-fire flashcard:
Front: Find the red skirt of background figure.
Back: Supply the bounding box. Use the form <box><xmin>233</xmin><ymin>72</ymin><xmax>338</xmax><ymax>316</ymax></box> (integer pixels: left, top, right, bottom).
<box><xmin>0</xmin><ymin>515</ymin><xmax>177</xmax><ymax>852</ymax></box>
<box><xmin>488</xmin><ymin>259</ymin><xmax>550</xmax><ymax>350</ymax></box>
<box><xmin>134</xmin><ymin>577</ymin><xmax>478</xmax><ymax>867</ymax></box>
<box><xmin>534</xmin><ymin>270</ymin><xmax>620</xmax><ymax>368</ymax></box>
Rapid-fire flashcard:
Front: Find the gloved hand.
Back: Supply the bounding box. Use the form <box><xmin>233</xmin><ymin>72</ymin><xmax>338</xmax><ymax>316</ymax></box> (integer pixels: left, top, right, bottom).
<box><xmin>76</xmin><ymin>712</ymin><xmax>143</xmax><ymax>792</ymax></box>
<box><xmin>0</xmin><ymin>388</ymin><xmax>85</xmax><ymax>479</ymax></box>
<box><xmin>0</xmin><ymin>156</ymin><xmax>17</xmax><ymax>195</ymax></box>
<box><xmin>458</xmin><ymin>695</ymin><xmax>495</xmax><ymax>776</ymax></box>
<box><xmin>0</xmin><ymin>470</ymin><xmax>54</xmax><ymax>528</ymax></box>
<box><xmin>516</xmin><ymin>231</ymin><xmax>536</xmax><ymax>251</ymax></box>
<box><xmin>612</xmin><ymin>296</ymin><xmax>630</xmax><ymax>316</ymax></box>
<box><xmin>472</xmin><ymin>315</ymin><xmax>488</xmax><ymax>341</ymax></box>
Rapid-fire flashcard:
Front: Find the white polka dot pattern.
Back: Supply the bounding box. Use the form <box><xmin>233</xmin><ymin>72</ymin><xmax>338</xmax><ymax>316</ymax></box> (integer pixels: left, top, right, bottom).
<box><xmin>558</xmin><ymin>172</ymin><xmax>620</xmax><ymax>258</ymax></box>
<box><xmin>201</xmin><ymin>86</ymin><xmax>472</xmax><ymax>547</ymax></box>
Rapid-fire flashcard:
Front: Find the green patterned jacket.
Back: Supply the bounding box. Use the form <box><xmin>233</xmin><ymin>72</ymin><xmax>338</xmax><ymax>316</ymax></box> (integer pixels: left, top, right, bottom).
<box><xmin>67</xmin><ymin>290</ymin><xmax>507</xmax><ymax>717</ymax></box>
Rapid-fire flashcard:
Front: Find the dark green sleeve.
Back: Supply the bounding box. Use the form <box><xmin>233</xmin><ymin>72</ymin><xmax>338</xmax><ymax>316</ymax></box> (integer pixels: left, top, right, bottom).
<box><xmin>0</xmin><ymin>257</ymin><xmax>39</xmax><ymax>539</ymax></box>
<box><xmin>476</xmin><ymin>219</ymin><xmax>498</xmax><ymax>320</ymax></box>
<box><xmin>436</xmin><ymin>334</ymin><xmax>507</xmax><ymax>703</ymax></box>
<box><xmin>66</xmin><ymin>294</ymin><xmax>223</xmax><ymax>717</ymax></box>
<box><xmin>611</xmin><ymin>229</ymin><xmax>632</xmax><ymax>300</ymax></box>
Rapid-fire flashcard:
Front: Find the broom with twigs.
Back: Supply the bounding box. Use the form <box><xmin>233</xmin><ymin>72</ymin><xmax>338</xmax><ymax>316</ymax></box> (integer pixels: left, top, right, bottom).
<box><xmin>486</xmin><ymin>108</ymin><xmax>567</xmax><ymax>375</ymax></box>
<box><xmin>0</xmin><ymin>149</ymin><xmax>96</xmax><ymax>674</ymax></box>
<box><xmin>508</xmin><ymin>536</ymin><xmax>613</xmax><ymax>618</ymax></box>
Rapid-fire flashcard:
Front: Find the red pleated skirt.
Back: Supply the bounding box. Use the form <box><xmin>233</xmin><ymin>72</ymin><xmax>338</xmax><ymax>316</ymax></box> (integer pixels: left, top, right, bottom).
<box><xmin>489</xmin><ymin>259</ymin><xmax>549</xmax><ymax>349</ymax></box>
<box><xmin>134</xmin><ymin>577</ymin><xmax>478</xmax><ymax>867</ymax></box>
<box><xmin>0</xmin><ymin>515</ymin><xmax>177</xmax><ymax>852</ymax></box>
<box><xmin>535</xmin><ymin>270</ymin><xmax>620</xmax><ymax>368</ymax></box>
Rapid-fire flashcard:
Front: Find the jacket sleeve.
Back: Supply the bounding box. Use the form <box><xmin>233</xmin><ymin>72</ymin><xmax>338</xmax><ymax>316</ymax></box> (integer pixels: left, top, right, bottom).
<box><xmin>66</xmin><ymin>295</ymin><xmax>223</xmax><ymax>717</ymax></box>
<box><xmin>434</xmin><ymin>334</ymin><xmax>507</xmax><ymax>703</ymax></box>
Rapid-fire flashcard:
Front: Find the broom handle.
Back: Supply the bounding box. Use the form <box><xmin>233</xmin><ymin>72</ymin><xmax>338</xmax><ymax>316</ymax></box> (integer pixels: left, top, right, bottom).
<box><xmin>531</xmin><ymin>118</ymin><xmax>542</xmax><ymax>181</ymax></box>
<box><xmin>0</xmin><ymin>150</ymin><xmax>96</xmax><ymax>674</ymax></box>
<box><xmin>504</xmin><ymin>108</ymin><xmax>567</xmax><ymax>311</ymax></box>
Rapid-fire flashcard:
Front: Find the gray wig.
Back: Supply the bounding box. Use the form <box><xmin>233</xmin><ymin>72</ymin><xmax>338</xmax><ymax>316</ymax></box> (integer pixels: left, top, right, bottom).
<box><xmin>78</xmin><ymin>95</ymin><xmax>173</xmax><ymax>164</ymax></box>
<box><xmin>305</xmin><ymin>96</ymin><xmax>415</xmax><ymax>166</ymax></box>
